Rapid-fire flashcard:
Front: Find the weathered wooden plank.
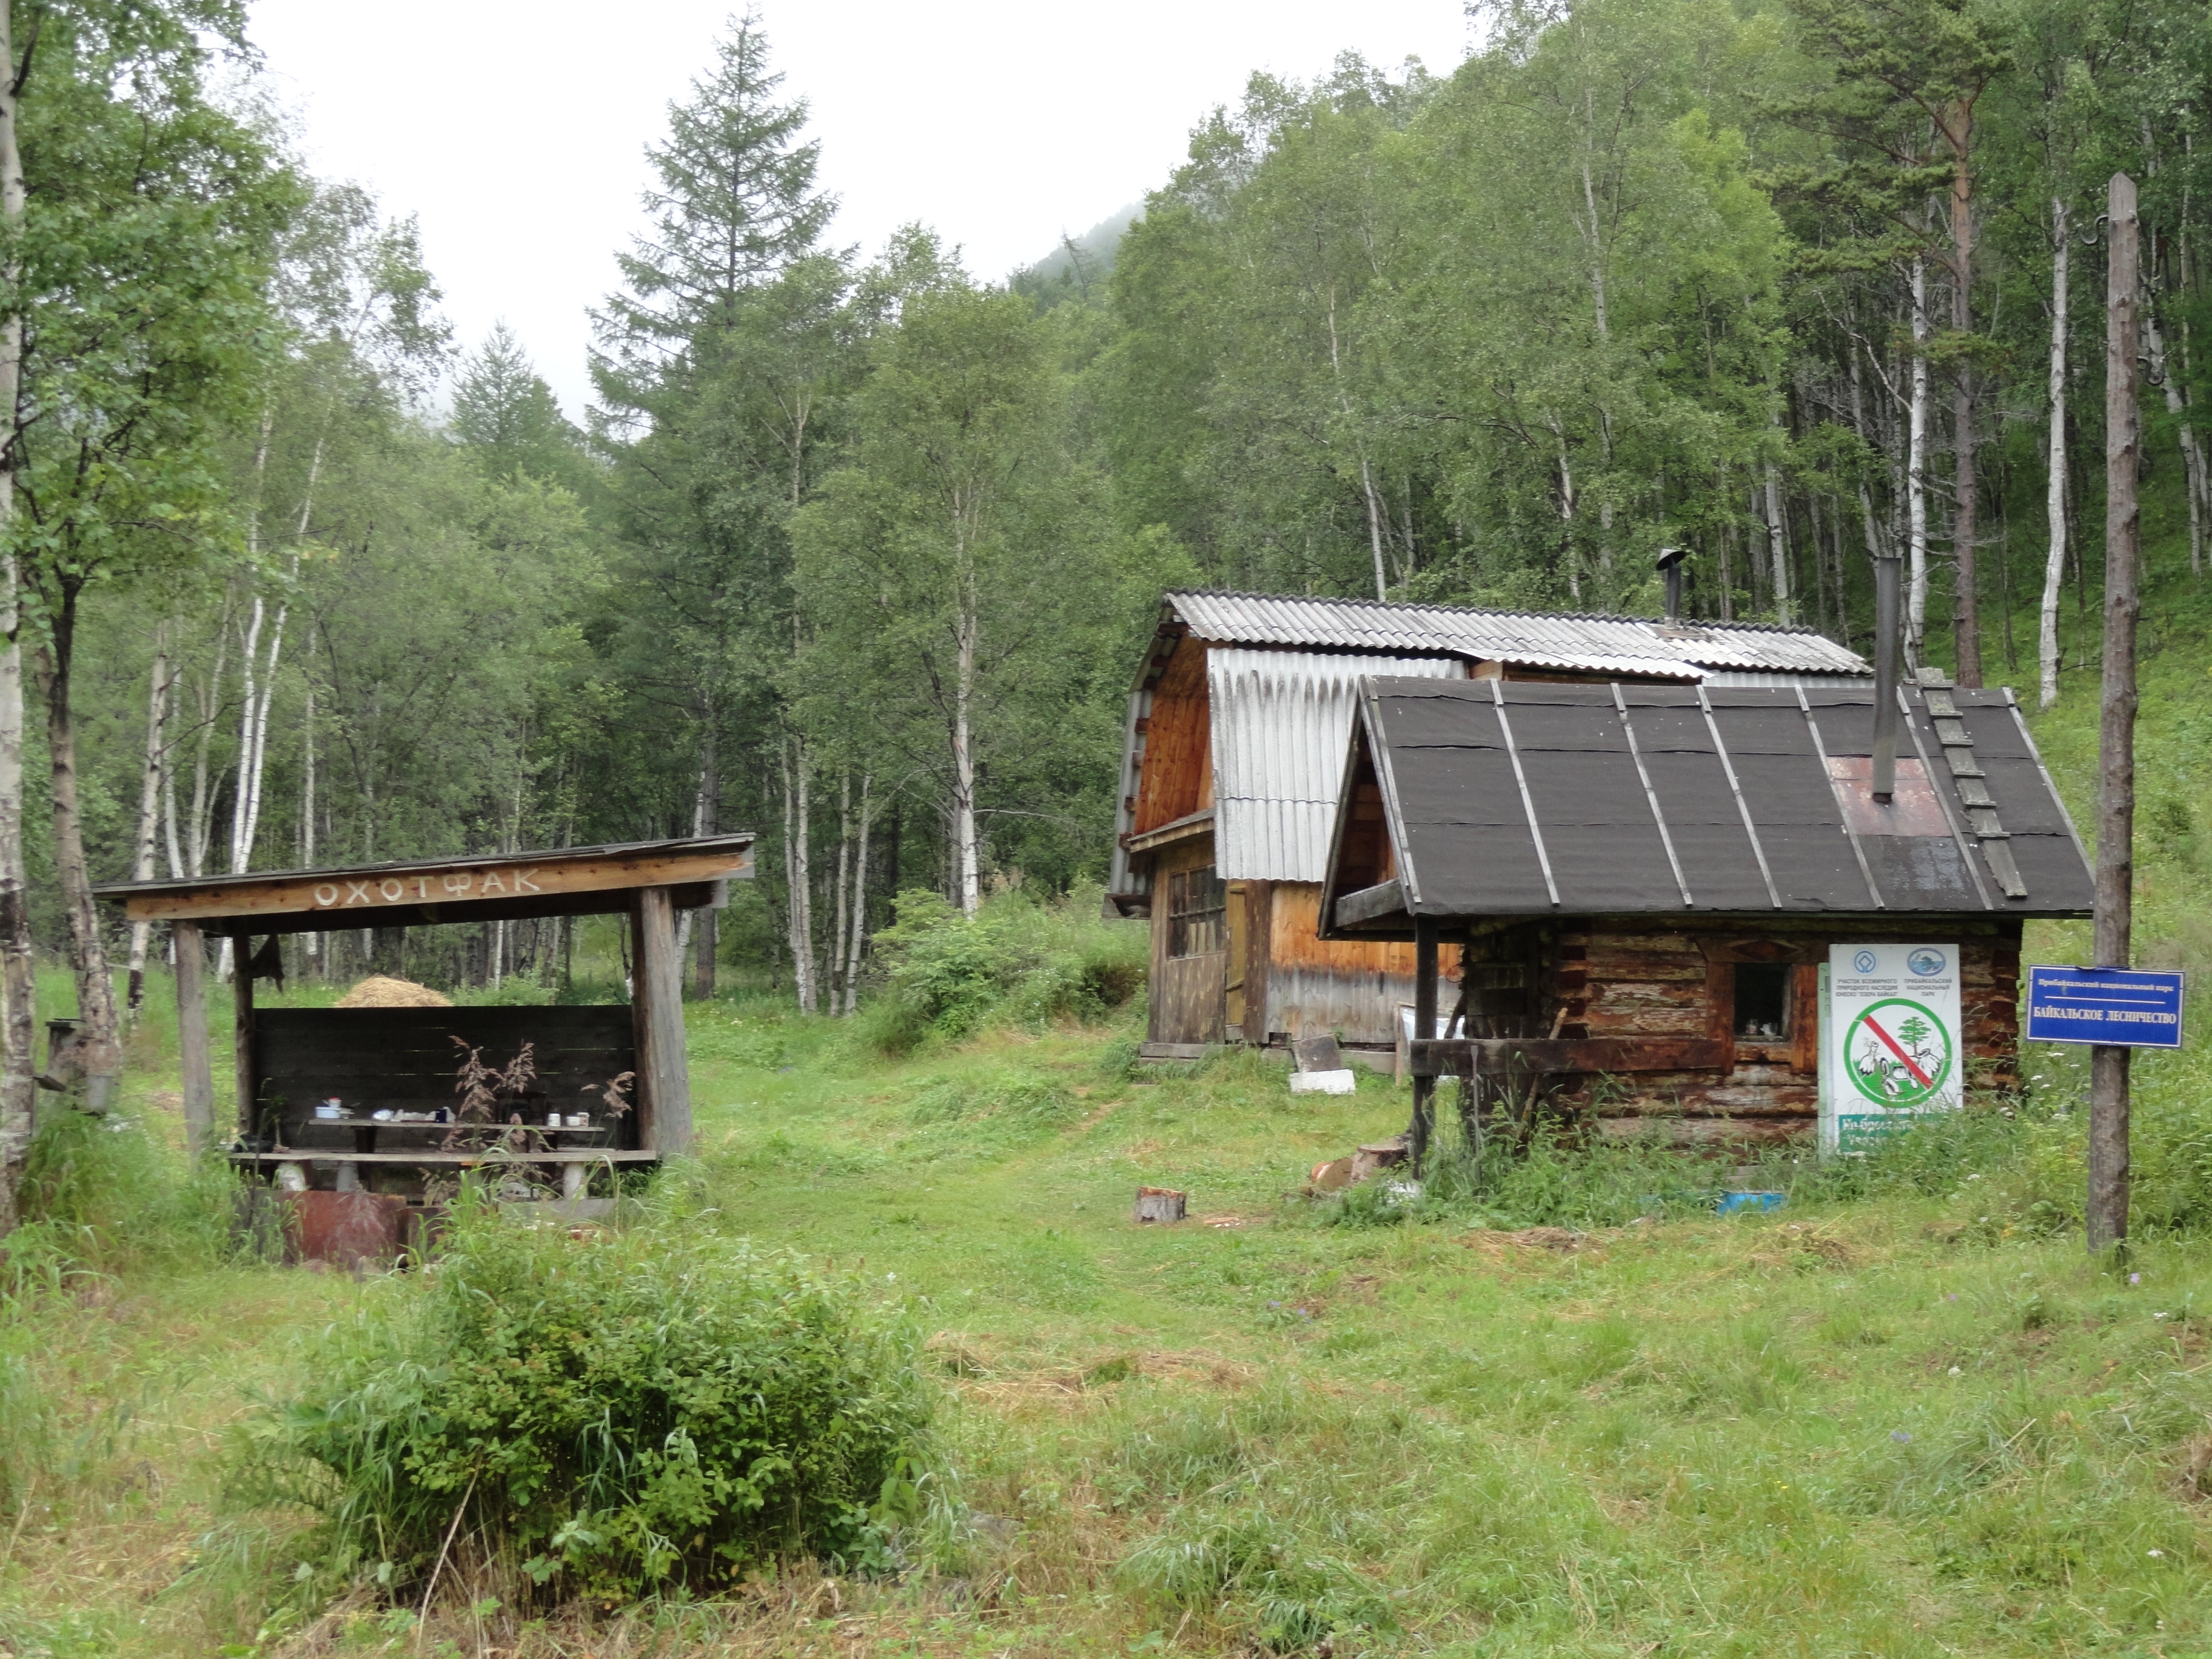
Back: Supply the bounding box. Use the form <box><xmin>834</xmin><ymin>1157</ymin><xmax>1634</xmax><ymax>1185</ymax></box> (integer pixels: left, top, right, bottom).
<box><xmin>112</xmin><ymin>844</ymin><xmax>754</xmax><ymax>925</ymax></box>
<box><xmin>1585</xmin><ymin>957</ymin><xmax>1708</xmax><ymax>984</ymax></box>
<box><xmin>633</xmin><ymin>887</ymin><xmax>691</xmax><ymax>1156</ymax></box>
<box><xmin>235</xmin><ymin>932</ymin><xmax>258</xmax><ymax>1138</ymax></box>
<box><xmin>1586</xmin><ymin>1008</ymin><xmax>1708</xmax><ymax>1037</ymax></box>
<box><xmin>1333</xmin><ymin>879</ymin><xmax>1405</xmax><ymax>929</ymax></box>
<box><xmin>1409</xmin><ymin>1036</ymin><xmax>1730</xmax><ymax>1077</ymax></box>
<box><xmin>175</xmin><ymin>921</ymin><xmax>214</xmax><ymax>1155</ymax></box>
<box><xmin>1592</xmin><ymin>1116</ymin><xmax>1808</xmax><ymax>1146</ymax></box>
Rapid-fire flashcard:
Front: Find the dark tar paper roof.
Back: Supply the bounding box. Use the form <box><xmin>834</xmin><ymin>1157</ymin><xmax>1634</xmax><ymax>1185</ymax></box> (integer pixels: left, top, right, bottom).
<box><xmin>1327</xmin><ymin>680</ymin><xmax>2094</xmax><ymax>924</ymax></box>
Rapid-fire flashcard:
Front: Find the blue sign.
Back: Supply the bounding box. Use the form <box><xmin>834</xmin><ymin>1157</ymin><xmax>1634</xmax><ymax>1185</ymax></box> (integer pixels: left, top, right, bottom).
<box><xmin>2025</xmin><ymin>966</ymin><xmax>2186</xmax><ymax>1048</ymax></box>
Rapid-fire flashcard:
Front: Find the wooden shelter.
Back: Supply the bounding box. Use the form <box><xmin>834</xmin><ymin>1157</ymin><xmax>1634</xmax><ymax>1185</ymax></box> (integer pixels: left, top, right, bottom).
<box><xmin>1316</xmin><ymin>674</ymin><xmax>2093</xmax><ymax>1158</ymax></box>
<box><xmin>95</xmin><ymin>835</ymin><xmax>754</xmax><ymax>1205</ymax></box>
<box><xmin>1106</xmin><ymin>591</ymin><xmax>1874</xmax><ymax>1062</ymax></box>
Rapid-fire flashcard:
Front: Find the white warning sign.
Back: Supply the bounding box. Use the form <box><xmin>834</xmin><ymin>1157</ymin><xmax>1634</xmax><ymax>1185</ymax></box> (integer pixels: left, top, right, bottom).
<box><xmin>1820</xmin><ymin>943</ymin><xmax>1963</xmax><ymax>1155</ymax></box>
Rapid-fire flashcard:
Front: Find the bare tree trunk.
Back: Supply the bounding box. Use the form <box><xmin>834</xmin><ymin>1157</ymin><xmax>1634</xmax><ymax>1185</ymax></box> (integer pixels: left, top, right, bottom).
<box><xmin>33</xmin><ymin>585</ymin><xmax>122</xmax><ymax>1111</ymax></box>
<box><xmin>125</xmin><ymin>629</ymin><xmax>175</xmax><ymax>1019</ymax></box>
<box><xmin>1763</xmin><ymin>452</ymin><xmax>1792</xmax><ymax>626</ymax></box>
<box><xmin>0</xmin><ymin>7</ymin><xmax>35</xmax><ymax>1228</ymax></box>
<box><xmin>186</xmin><ymin>599</ymin><xmax>234</xmax><ymax>881</ymax></box>
<box><xmin>951</xmin><ymin>542</ymin><xmax>982</xmax><ymax>917</ymax></box>
<box><xmin>1550</xmin><ymin>417</ymin><xmax>1581</xmax><ymax>604</ymax></box>
<box><xmin>781</xmin><ymin>735</ymin><xmax>817</xmax><ymax>1013</ymax></box>
<box><xmin>1908</xmin><ymin>255</ymin><xmax>1932</xmax><ymax>669</ymax></box>
<box><xmin>301</xmin><ymin>678</ymin><xmax>318</xmax><ymax>972</ymax></box>
<box><xmin>844</xmin><ymin>773</ymin><xmax>871</xmax><ymax>1016</ymax></box>
<box><xmin>693</xmin><ymin>725</ymin><xmax>718</xmax><ymax>999</ymax></box>
<box><xmin>1950</xmin><ymin>160</ymin><xmax>1984</xmax><ymax>687</ymax></box>
<box><xmin>830</xmin><ymin>770</ymin><xmax>851</xmax><ymax>1012</ymax></box>
<box><xmin>672</xmin><ymin>752</ymin><xmax>705</xmax><ymax>984</ymax></box>
<box><xmin>2041</xmin><ymin>200</ymin><xmax>2070</xmax><ymax>709</ymax></box>
<box><xmin>2143</xmin><ymin>295</ymin><xmax>2206</xmax><ymax>578</ymax></box>
<box><xmin>1848</xmin><ymin>347</ymin><xmax>1889</xmax><ymax>585</ymax></box>
<box><xmin>1715</xmin><ymin>476</ymin><xmax>1734</xmax><ymax>620</ymax></box>
<box><xmin>2088</xmin><ymin>172</ymin><xmax>2140</xmax><ymax>1255</ymax></box>
<box><xmin>229</xmin><ymin>577</ymin><xmax>293</xmax><ymax>878</ymax></box>
<box><xmin>1323</xmin><ymin>287</ymin><xmax>1390</xmax><ymax>602</ymax></box>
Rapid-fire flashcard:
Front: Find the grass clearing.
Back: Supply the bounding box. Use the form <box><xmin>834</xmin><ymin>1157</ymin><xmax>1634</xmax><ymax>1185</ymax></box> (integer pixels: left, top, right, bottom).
<box><xmin>3</xmin><ymin>982</ymin><xmax>2210</xmax><ymax>1658</ymax></box>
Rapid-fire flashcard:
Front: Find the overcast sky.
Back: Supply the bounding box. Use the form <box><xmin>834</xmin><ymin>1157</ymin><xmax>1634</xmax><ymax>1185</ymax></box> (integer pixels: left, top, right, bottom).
<box><xmin>246</xmin><ymin>1</ymin><xmax>1476</xmax><ymax>420</ymax></box>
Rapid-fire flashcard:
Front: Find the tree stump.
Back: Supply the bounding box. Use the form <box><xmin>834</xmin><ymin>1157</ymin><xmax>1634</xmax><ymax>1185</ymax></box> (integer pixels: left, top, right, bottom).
<box><xmin>1134</xmin><ymin>1186</ymin><xmax>1187</xmax><ymax>1224</ymax></box>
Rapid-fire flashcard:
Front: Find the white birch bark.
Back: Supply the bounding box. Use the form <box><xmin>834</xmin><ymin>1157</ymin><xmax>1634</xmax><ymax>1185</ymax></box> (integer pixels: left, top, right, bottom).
<box><xmin>2143</xmin><ymin>295</ymin><xmax>2206</xmax><ymax>578</ymax></box>
<box><xmin>1907</xmin><ymin>255</ymin><xmax>1932</xmax><ymax>666</ymax></box>
<box><xmin>830</xmin><ymin>770</ymin><xmax>851</xmax><ymax>1011</ymax></box>
<box><xmin>1764</xmin><ymin>453</ymin><xmax>1792</xmax><ymax>626</ymax></box>
<box><xmin>781</xmin><ymin>735</ymin><xmax>817</xmax><ymax>1012</ymax></box>
<box><xmin>124</xmin><ymin>631</ymin><xmax>174</xmax><ymax>1019</ymax></box>
<box><xmin>2040</xmin><ymin>199</ymin><xmax>2070</xmax><ymax>709</ymax></box>
<box><xmin>1848</xmin><ymin>347</ymin><xmax>1888</xmax><ymax>563</ymax></box>
<box><xmin>186</xmin><ymin>605</ymin><xmax>233</xmax><ymax>880</ymax></box>
<box><xmin>301</xmin><ymin>679</ymin><xmax>318</xmax><ymax>967</ymax></box>
<box><xmin>1325</xmin><ymin>287</ymin><xmax>1390</xmax><ymax>602</ymax></box>
<box><xmin>672</xmin><ymin>758</ymin><xmax>706</xmax><ymax>977</ymax></box>
<box><xmin>952</xmin><ymin>586</ymin><xmax>980</xmax><ymax>918</ymax></box>
<box><xmin>0</xmin><ymin>8</ymin><xmax>35</xmax><ymax>1218</ymax></box>
<box><xmin>844</xmin><ymin>773</ymin><xmax>871</xmax><ymax>1016</ymax></box>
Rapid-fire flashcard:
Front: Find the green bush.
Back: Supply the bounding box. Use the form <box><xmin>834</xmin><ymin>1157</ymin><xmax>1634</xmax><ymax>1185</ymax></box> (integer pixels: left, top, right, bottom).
<box><xmin>857</xmin><ymin>885</ymin><xmax>1147</xmax><ymax>1055</ymax></box>
<box><xmin>240</xmin><ymin>1196</ymin><xmax>938</xmax><ymax>1602</ymax></box>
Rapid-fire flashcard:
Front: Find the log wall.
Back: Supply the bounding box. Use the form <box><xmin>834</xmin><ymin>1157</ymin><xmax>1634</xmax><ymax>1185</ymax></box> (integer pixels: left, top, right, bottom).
<box><xmin>1458</xmin><ymin>915</ymin><xmax>2024</xmax><ymax>1146</ymax></box>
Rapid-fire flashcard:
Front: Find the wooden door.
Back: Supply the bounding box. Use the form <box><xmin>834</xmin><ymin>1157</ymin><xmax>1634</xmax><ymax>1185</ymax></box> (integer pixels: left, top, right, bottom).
<box><xmin>1151</xmin><ymin>861</ymin><xmax>1228</xmax><ymax>1044</ymax></box>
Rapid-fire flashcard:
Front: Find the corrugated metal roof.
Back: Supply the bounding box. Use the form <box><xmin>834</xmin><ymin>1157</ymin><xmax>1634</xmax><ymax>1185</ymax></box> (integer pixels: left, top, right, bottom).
<box><xmin>1208</xmin><ymin>649</ymin><xmax>1464</xmax><ymax>882</ymax></box>
<box><xmin>1169</xmin><ymin>591</ymin><xmax>1871</xmax><ymax>678</ymax></box>
<box><xmin>1329</xmin><ymin>680</ymin><xmax>2091</xmax><ymax>922</ymax></box>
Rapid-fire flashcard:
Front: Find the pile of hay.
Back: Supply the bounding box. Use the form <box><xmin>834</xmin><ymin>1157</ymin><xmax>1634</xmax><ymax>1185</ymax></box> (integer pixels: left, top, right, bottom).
<box><xmin>333</xmin><ymin>975</ymin><xmax>452</xmax><ymax>1009</ymax></box>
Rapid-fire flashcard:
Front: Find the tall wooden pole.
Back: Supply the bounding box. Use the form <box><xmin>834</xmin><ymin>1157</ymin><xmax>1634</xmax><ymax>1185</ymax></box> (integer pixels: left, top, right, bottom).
<box><xmin>173</xmin><ymin>922</ymin><xmax>214</xmax><ymax>1156</ymax></box>
<box><xmin>233</xmin><ymin>929</ymin><xmax>258</xmax><ymax>1142</ymax></box>
<box><xmin>632</xmin><ymin>888</ymin><xmax>691</xmax><ymax>1157</ymax></box>
<box><xmin>1409</xmin><ymin>916</ymin><xmax>1438</xmax><ymax>1172</ymax></box>
<box><xmin>2089</xmin><ymin>173</ymin><xmax>2140</xmax><ymax>1255</ymax></box>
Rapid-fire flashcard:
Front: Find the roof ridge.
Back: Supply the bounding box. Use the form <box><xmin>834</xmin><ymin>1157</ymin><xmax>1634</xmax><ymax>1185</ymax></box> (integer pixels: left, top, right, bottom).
<box><xmin>1165</xmin><ymin>587</ymin><xmax>1840</xmax><ymax>641</ymax></box>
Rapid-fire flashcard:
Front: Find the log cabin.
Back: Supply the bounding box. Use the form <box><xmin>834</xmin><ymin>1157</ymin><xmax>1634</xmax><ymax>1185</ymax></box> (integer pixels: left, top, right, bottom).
<box><xmin>1106</xmin><ymin>591</ymin><xmax>1874</xmax><ymax>1063</ymax></box>
<box><xmin>1316</xmin><ymin>672</ymin><xmax>2093</xmax><ymax>1158</ymax></box>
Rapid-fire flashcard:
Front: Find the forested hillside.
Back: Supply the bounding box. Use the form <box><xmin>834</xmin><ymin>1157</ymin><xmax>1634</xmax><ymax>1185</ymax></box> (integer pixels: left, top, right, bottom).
<box><xmin>5</xmin><ymin>0</ymin><xmax>2209</xmax><ymax>1070</ymax></box>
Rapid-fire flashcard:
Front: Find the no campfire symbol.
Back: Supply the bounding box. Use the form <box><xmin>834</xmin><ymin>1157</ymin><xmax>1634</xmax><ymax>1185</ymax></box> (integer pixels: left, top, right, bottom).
<box><xmin>1843</xmin><ymin>996</ymin><xmax>1954</xmax><ymax>1108</ymax></box>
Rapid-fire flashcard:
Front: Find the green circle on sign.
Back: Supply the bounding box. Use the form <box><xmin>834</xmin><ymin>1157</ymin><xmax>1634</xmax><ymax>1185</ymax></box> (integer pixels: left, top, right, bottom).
<box><xmin>1845</xmin><ymin>996</ymin><xmax>1954</xmax><ymax>1108</ymax></box>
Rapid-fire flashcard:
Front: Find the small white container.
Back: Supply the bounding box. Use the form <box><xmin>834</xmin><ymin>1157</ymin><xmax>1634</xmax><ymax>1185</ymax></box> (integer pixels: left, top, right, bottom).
<box><xmin>568</xmin><ymin>1113</ymin><xmax>589</xmax><ymax>1128</ymax></box>
<box><xmin>545</xmin><ymin>1112</ymin><xmax>560</xmax><ymax>1128</ymax></box>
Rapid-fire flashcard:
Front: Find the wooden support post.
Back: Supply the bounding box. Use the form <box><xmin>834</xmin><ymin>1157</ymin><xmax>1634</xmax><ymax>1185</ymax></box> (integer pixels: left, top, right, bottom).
<box><xmin>632</xmin><ymin>887</ymin><xmax>691</xmax><ymax>1157</ymax></box>
<box><xmin>2090</xmin><ymin>172</ymin><xmax>2141</xmax><ymax>1255</ymax></box>
<box><xmin>1408</xmin><ymin>916</ymin><xmax>1438</xmax><ymax>1173</ymax></box>
<box><xmin>233</xmin><ymin>928</ymin><xmax>257</xmax><ymax>1142</ymax></box>
<box><xmin>173</xmin><ymin>921</ymin><xmax>213</xmax><ymax>1156</ymax></box>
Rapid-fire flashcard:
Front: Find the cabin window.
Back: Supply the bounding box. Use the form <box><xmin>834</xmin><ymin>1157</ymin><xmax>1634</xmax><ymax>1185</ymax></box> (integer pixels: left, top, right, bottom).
<box><xmin>1166</xmin><ymin>867</ymin><xmax>1227</xmax><ymax>958</ymax></box>
<box><xmin>1733</xmin><ymin>962</ymin><xmax>1791</xmax><ymax>1039</ymax></box>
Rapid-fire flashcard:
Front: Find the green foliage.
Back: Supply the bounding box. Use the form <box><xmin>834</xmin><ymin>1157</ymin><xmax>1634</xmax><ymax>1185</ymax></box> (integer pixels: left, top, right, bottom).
<box><xmin>238</xmin><ymin>1197</ymin><xmax>937</xmax><ymax>1601</ymax></box>
<box><xmin>856</xmin><ymin>886</ymin><xmax>1147</xmax><ymax>1054</ymax></box>
<box><xmin>1120</xmin><ymin>1512</ymin><xmax>1386</xmax><ymax>1653</ymax></box>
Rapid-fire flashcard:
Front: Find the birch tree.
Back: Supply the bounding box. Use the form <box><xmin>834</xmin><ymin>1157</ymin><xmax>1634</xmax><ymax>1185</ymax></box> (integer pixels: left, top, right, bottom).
<box><xmin>1</xmin><ymin>2</ymin><xmax>290</xmax><ymax>1129</ymax></box>
<box><xmin>795</xmin><ymin>271</ymin><xmax>1105</xmax><ymax>917</ymax></box>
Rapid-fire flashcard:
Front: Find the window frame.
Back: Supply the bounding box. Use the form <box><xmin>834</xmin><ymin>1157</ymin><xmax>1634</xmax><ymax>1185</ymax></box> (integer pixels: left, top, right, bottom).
<box><xmin>1165</xmin><ymin>866</ymin><xmax>1227</xmax><ymax>959</ymax></box>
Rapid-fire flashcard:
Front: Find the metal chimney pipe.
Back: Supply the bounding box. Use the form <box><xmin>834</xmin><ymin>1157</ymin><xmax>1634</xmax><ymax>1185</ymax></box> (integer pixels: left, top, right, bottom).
<box><xmin>1656</xmin><ymin>546</ymin><xmax>1689</xmax><ymax>621</ymax></box>
<box><xmin>1871</xmin><ymin>553</ymin><xmax>1903</xmax><ymax>803</ymax></box>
